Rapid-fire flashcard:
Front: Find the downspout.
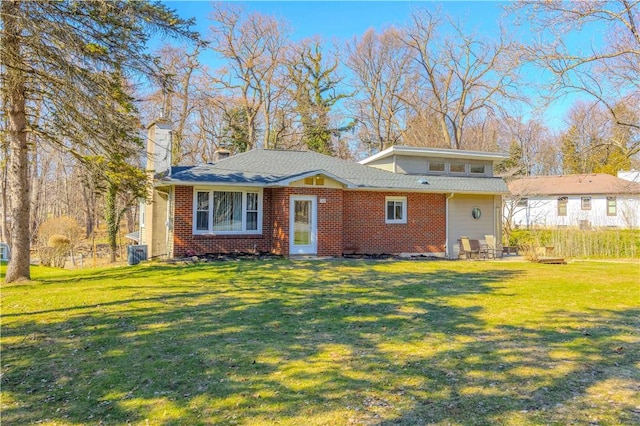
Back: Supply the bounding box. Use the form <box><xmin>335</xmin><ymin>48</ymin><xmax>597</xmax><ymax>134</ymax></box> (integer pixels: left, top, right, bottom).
<box><xmin>155</xmin><ymin>188</ymin><xmax>170</xmax><ymax>259</ymax></box>
<box><xmin>445</xmin><ymin>193</ymin><xmax>454</xmax><ymax>258</ymax></box>
<box><xmin>165</xmin><ymin>188</ymin><xmax>173</xmax><ymax>259</ymax></box>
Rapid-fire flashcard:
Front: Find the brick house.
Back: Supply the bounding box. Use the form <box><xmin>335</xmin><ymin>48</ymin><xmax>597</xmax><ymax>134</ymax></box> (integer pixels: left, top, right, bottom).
<box><xmin>139</xmin><ymin>120</ymin><xmax>508</xmax><ymax>259</ymax></box>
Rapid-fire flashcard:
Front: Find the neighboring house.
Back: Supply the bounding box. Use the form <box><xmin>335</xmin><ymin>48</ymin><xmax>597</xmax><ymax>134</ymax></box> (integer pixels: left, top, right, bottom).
<box><xmin>506</xmin><ymin>174</ymin><xmax>640</xmax><ymax>230</ymax></box>
<box><xmin>0</xmin><ymin>242</ymin><xmax>10</xmax><ymax>260</ymax></box>
<box><xmin>140</xmin><ymin>120</ymin><xmax>508</xmax><ymax>259</ymax></box>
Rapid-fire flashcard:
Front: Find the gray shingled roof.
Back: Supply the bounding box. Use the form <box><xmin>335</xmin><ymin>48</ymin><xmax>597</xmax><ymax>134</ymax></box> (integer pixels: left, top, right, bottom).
<box><xmin>160</xmin><ymin>149</ymin><xmax>508</xmax><ymax>194</ymax></box>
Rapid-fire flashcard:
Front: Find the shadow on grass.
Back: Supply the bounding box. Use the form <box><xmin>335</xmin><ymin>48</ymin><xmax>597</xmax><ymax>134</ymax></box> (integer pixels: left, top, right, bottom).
<box><xmin>1</xmin><ymin>260</ymin><xmax>638</xmax><ymax>425</ymax></box>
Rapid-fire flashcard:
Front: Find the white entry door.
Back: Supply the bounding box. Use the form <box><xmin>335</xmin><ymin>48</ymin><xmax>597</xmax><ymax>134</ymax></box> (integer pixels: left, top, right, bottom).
<box><xmin>290</xmin><ymin>195</ymin><xmax>317</xmax><ymax>255</ymax></box>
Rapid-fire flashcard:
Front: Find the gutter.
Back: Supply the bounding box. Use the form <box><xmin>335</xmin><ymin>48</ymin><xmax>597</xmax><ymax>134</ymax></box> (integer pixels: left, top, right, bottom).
<box><xmin>445</xmin><ymin>193</ymin><xmax>455</xmax><ymax>259</ymax></box>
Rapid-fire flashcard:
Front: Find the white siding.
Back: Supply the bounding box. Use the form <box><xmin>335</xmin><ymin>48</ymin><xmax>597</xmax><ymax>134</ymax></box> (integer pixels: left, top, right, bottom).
<box><xmin>448</xmin><ymin>195</ymin><xmax>499</xmax><ymax>258</ymax></box>
<box><xmin>363</xmin><ymin>156</ymin><xmax>395</xmax><ymax>172</ymax></box>
<box><xmin>509</xmin><ymin>195</ymin><xmax>640</xmax><ymax>229</ymax></box>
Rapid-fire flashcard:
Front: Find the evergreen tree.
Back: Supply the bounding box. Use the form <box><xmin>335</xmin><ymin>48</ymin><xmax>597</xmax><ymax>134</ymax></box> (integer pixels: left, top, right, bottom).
<box><xmin>287</xmin><ymin>40</ymin><xmax>352</xmax><ymax>155</ymax></box>
<box><xmin>1</xmin><ymin>0</ymin><xmax>197</xmax><ymax>282</ymax></box>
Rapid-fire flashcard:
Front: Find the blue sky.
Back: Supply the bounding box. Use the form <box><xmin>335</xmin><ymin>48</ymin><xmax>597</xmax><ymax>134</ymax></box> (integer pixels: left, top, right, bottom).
<box><xmin>165</xmin><ymin>1</ymin><xmax>512</xmax><ymax>42</ymax></box>
<box><xmin>159</xmin><ymin>1</ymin><xmax>600</xmax><ymax>130</ymax></box>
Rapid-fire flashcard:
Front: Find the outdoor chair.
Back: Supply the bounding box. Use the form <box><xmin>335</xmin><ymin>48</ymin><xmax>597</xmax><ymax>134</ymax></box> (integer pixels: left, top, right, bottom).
<box><xmin>460</xmin><ymin>236</ymin><xmax>480</xmax><ymax>260</ymax></box>
<box><xmin>484</xmin><ymin>235</ymin><xmax>503</xmax><ymax>258</ymax></box>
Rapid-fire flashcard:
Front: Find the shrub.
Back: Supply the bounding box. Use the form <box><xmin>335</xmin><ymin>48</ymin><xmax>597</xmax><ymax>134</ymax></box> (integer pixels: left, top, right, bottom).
<box><xmin>37</xmin><ymin>217</ymin><xmax>82</xmax><ymax>267</ymax></box>
<box><xmin>508</xmin><ymin>229</ymin><xmax>639</xmax><ymax>259</ymax></box>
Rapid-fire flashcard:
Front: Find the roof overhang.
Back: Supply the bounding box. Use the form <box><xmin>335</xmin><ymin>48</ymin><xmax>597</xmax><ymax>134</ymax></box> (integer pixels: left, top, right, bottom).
<box><xmin>360</xmin><ymin>146</ymin><xmax>509</xmax><ymax>165</ymax></box>
<box><xmin>347</xmin><ymin>186</ymin><xmax>509</xmax><ymax>195</ymax></box>
<box><xmin>154</xmin><ymin>179</ymin><xmax>267</xmax><ymax>188</ymax></box>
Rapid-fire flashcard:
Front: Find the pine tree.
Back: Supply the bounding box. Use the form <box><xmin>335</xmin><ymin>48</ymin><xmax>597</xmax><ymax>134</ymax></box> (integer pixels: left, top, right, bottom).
<box><xmin>1</xmin><ymin>1</ymin><xmax>197</xmax><ymax>282</ymax></box>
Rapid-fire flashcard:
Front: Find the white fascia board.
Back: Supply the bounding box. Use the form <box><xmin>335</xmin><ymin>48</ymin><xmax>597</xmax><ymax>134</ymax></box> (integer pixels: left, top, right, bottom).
<box><xmin>154</xmin><ymin>179</ymin><xmax>267</xmax><ymax>188</ymax></box>
<box><xmin>360</xmin><ymin>146</ymin><xmax>509</xmax><ymax>165</ymax></box>
<box><xmin>346</xmin><ymin>186</ymin><xmax>509</xmax><ymax>195</ymax></box>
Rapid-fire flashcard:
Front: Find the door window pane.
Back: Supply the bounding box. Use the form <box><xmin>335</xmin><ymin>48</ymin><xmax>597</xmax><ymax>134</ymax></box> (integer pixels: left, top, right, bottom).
<box><xmin>294</xmin><ymin>200</ymin><xmax>311</xmax><ymax>245</ymax></box>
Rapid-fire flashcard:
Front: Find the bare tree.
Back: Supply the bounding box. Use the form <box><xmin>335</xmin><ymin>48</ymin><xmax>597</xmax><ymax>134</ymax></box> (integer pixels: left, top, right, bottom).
<box><xmin>346</xmin><ymin>27</ymin><xmax>412</xmax><ymax>153</ymax></box>
<box><xmin>560</xmin><ymin>100</ymin><xmax>632</xmax><ymax>175</ymax></box>
<box><xmin>499</xmin><ymin>115</ymin><xmax>560</xmax><ymax>176</ymax></box>
<box><xmin>208</xmin><ymin>3</ymin><xmax>289</xmax><ymax>151</ymax></box>
<box><xmin>400</xmin><ymin>8</ymin><xmax>523</xmax><ymax>149</ymax></box>
<box><xmin>149</xmin><ymin>44</ymin><xmax>204</xmax><ymax>165</ymax></box>
<box><xmin>511</xmin><ymin>0</ymin><xmax>640</xmax><ymax>156</ymax></box>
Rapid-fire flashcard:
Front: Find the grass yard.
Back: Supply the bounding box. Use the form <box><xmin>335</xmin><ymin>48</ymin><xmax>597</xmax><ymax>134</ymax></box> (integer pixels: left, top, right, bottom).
<box><xmin>1</xmin><ymin>259</ymin><xmax>639</xmax><ymax>425</ymax></box>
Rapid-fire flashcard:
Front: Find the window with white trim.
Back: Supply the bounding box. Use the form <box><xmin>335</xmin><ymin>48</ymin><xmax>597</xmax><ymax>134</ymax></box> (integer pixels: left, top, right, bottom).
<box><xmin>385</xmin><ymin>196</ymin><xmax>407</xmax><ymax>224</ymax></box>
<box><xmin>450</xmin><ymin>163</ymin><xmax>466</xmax><ymax>174</ymax></box>
<box><xmin>470</xmin><ymin>164</ymin><xmax>485</xmax><ymax>174</ymax></box>
<box><xmin>194</xmin><ymin>189</ymin><xmax>262</xmax><ymax>234</ymax></box>
<box><xmin>607</xmin><ymin>196</ymin><xmax>617</xmax><ymax>216</ymax></box>
<box><xmin>581</xmin><ymin>196</ymin><xmax>591</xmax><ymax>210</ymax></box>
<box><xmin>557</xmin><ymin>197</ymin><xmax>568</xmax><ymax>216</ymax></box>
<box><xmin>428</xmin><ymin>162</ymin><xmax>445</xmax><ymax>173</ymax></box>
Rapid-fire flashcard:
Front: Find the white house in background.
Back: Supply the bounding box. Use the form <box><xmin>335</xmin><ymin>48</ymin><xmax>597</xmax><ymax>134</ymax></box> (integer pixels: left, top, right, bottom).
<box><xmin>506</xmin><ymin>174</ymin><xmax>640</xmax><ymax>229</ymax></box>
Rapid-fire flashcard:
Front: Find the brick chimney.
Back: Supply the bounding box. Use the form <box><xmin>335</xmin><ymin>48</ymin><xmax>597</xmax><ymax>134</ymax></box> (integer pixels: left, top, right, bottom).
<box><xmin>213</xmin><ymin>148</ymin><xmax>231</xmax><ymax>161</ymax></box>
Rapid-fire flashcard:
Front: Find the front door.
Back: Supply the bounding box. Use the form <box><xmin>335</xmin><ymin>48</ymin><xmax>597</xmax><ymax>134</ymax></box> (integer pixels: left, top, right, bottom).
<box><xmin>290</xmin><ymin>195</ymin><xmax>317</xmax><ymax>255</ymax></box>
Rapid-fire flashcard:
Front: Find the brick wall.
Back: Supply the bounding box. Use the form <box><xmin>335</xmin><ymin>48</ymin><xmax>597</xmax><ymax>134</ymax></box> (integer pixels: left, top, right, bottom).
<box><xmin>269</xmin><ymin>187</ymin><xmax>344</xmax><ymax>257</ymax></box>
<box><xmin>343</xmin><ymin>191</ymin><xmax>446</xmax><ymax>254</ymax></box>
<box><xmin>173</xmin><ymin>186</ymin><xmax>273</xmax><ymax>256</ymax></box>
<box><xmin>172</xmin><ymin>185</ymin><xmax>445</xmax><ymax>257</ymax></box>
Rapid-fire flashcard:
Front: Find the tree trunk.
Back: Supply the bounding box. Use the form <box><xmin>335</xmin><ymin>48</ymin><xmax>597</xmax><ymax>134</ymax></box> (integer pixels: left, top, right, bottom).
<box><xmin>105</xmin><ymin>182</ymin><xmax>118</xmax><ymax>263</ymax></box>
<box><xmin>82</xmin><ymin>186</ymin><xmax>95</xmax><ymax>238</ymax></box>
<box><xmin>3</xmin><ymin>0</ymin><xmax>31</xmax><ymax>282</ymax></box>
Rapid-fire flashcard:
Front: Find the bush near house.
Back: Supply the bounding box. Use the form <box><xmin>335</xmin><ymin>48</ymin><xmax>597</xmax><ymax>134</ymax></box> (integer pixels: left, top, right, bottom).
<box><xmin>508</xmin><ymin>229</ymin><xmax>640</xmax><ymax>259</ymax></box>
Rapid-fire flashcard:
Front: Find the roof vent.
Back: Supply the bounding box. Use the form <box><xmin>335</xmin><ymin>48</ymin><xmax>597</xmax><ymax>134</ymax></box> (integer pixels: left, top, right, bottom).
<box><xmin>419</xmin><ymin>179</ymin><xmax>429</xmax><ymax>185</ymax></box>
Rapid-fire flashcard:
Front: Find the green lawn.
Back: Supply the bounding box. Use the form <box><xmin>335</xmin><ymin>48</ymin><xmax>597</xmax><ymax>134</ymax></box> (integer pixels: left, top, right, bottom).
<box><xmin>1</xmin><ymin>259</ymin><xmax>639</xmax><ymax>425</ymax></box>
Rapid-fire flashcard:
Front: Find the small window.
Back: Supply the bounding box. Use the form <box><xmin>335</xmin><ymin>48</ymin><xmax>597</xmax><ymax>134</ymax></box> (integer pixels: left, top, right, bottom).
<box><xmin>450</xmin><ymin>163</ymin><xmax>466</xmax><ymax>174</ymax></box>
<box><xmin>557</xmin><ymin>197</ymin><xmax>568</xmax><ymax>216</ymax></box>
<box><xmin>246</xmin><ymin>192</ymin><xmax>259</xmax><ymax>231</ymax></box>
<box><xmin>470</xmin><ymin>164</ymin><xmax>485</xmax><ymax>174</ymax></box>
<box><xmin>581</xmin><ymin>197</ymin><xmax>591</xmax><ymax>210</ymax></box>
<box><xmin>428</xmin><ymin>162</ymin><xmax>445</xmax><ymax>172</ymax></box>
<box><xmin>517</xmin><ymin>198</ymin><xmax>528</xmax><ymax>208</ymax></box>
<box><xmin>471</xmin><ymin>207</ymin><xmax>482</xmax><ymax>220</ymax></box>
<box><xmin>304</xmin><ymin>177</ymin><xmax>314</xmax><ymax>185</ymax></box>
<box><xmin>607</xmin><ymin>196</ymin><xmax>617</xmax><ymax>216</ymax></box>
<box><xmin>315</xmin><ymin>176</ymin><xmax>325</xmax><ymax>186</ymax></box>
<box><xmin>385</xmin><ymin>196</ymin><xmax>407</xmax><ymax>224</ymax></box>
